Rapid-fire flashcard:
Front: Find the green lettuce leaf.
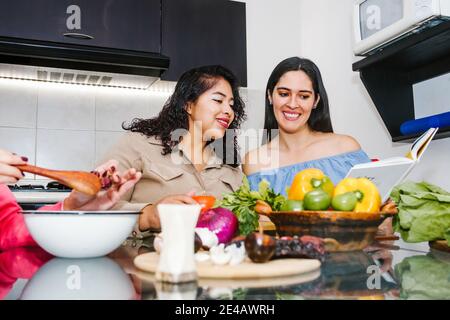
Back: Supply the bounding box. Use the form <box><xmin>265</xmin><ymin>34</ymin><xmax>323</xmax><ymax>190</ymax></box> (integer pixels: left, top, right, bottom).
<box><xmin>392</xmin><ymin>181</ymin><xmax>450</xmax><ymax>243</ymax></box>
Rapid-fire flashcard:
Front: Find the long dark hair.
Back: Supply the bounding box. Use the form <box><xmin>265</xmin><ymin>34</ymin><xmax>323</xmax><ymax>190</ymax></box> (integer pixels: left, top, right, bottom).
<box><xmin>122</xmin><ymin>65</ymin><xmax>246</xmax><ymax>167</ymax></box>
<box><xmin>264</xmin><ymin>57</ymin><xmax>333</xmax><ymax>141</ymax></box>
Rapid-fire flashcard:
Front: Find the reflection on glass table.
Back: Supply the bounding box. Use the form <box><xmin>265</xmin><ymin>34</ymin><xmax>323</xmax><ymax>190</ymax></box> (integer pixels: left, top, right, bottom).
<box><xmin>3</xmin><ymin>237</ymin><xmax>450</xmax><ymax>300</ymax></box>
<box><xmin>136</xmin><ymin>248</ymin><xmax>399</xmax><ymax>300</ymax></box>
<box><xmin>197</xmin><ymin>250</ymin><xmax>398</xmax><ymax>300</ymax></box>
<box><xmin>19</xmin><ymin>257</ymin><xmax>138</xmax><ymax>300</ymax></box>
<box><xmin>395</xmin><ymin>248</ymin><xmax>450</xmax><ymax>300</ymax></box>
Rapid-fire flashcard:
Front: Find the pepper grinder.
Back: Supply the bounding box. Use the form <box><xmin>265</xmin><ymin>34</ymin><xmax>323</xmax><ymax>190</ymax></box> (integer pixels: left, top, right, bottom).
<box><xmin>155</xmin><ymin>204</ymin><xmax>201</xmax><ymax>283</ymax></box>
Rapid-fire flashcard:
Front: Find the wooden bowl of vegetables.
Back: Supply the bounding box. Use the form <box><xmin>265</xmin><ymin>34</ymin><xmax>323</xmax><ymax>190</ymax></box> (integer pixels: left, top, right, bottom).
<box><xmin>261</xmin><ymin>209</ymin><xmax>392</xmax><ymax>252</ymax></box>
<box><xmin>255</xmin><ymin>173</ymin><xmax>397</xmax><ymax>252</ymax></box>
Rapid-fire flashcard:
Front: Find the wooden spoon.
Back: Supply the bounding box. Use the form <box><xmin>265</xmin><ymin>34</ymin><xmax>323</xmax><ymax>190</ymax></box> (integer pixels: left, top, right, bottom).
<box><xmin>14</xmin><ymin>164</ymin><xmax>101</xmax><ymax>196</ymax></box>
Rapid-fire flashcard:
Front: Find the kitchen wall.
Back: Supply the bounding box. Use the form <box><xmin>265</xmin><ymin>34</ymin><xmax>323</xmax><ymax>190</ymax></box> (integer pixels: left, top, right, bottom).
<box><xmin>234</xmin><ymin>0</ymin><xmax>303</xmax><ymax>154</ymax></box>
<box><xmin>1</xmin><ymin>0</ymin><xmax>448</xmax><ymax>189</ymax></box>
<box><xmin>237</xmin><ymin>0</ymin><xmax>450</xmax><ymax>191</ymax></box>
<box><xmin>0</xmin><ymin>78</ymin><xmax>171</xmax><ymax>177</ymax></box>
<box><xmin>294</xmin><ymin>0</ymin><xmax>450</xmax><ymax>191</ymax></box>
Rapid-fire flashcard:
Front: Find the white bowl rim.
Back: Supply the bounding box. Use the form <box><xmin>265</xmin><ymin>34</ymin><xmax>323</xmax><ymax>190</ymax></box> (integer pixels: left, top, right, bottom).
<box><xmin>21</xmin><ymin>210</ymin><xmax>141</xmax><ymax>215</ymax></box>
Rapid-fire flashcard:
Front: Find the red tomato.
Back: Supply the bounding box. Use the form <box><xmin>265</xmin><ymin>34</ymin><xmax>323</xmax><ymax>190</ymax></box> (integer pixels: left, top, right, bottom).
<box><xmin>192</xmin><ymin>195</ymin><xmax>216</xmax><ymax>213</ymax></box>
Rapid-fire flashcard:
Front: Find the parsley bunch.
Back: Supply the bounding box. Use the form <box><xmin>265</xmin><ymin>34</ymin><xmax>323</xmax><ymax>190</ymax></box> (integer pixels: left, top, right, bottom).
<box><xmin>217</xmin><ymin>177</ymin><xmax>286</xmax><ymax>235</ymax></box>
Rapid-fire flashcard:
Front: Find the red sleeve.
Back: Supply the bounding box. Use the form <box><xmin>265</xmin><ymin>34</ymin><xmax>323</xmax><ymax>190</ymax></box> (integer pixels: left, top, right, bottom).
<box><xmin>0</xmin><ymin>185</ymin><xmax>63</xmax><ymax>250</ymax></box>
<box><xmin>0</xmin><ymin>185</ymin><xmax>37</xmax><ymax>250</ymax></box>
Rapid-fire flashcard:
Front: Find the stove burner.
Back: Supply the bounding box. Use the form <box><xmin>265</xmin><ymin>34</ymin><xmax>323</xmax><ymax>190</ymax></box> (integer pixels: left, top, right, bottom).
<box><xmin>46</xmin><ymin>181</ymin><xmax>72</xmax><ymax>191</ymax></box>
<box><xmin>9</xmin><ymin>184</ymin><xmax>45</xmax><ymax>191</ymax></box>
<box><xmin>8</xmin><ymin>181</ymin><xmax>72</xmax><ymax>192</ymax></box>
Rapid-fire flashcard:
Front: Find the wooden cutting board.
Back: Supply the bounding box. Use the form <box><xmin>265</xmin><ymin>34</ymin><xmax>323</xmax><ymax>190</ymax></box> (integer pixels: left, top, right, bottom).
<box><xmin>134</xmin><ymin>252</ymin><xmax>321</xmax><ymax>279</ymax></box>
<box><xmin>135</xmin><ymin>269</ymin><xmax>321</xmax><ymax>289</ymax></box>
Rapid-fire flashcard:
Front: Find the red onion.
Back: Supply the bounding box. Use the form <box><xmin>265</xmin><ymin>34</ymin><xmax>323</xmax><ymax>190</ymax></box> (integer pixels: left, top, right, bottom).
<box><xmin>196</xmin><ymin>207</ymin><xmax>238</xmax><ymax>244</ymax></box>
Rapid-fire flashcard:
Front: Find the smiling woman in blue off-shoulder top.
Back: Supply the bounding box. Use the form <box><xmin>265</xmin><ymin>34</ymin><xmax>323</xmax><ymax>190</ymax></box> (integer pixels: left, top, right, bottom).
<box><xmin>242</xmin><ymin>57</ymin><xmax>371</xmax><ymax>195</ymax></box>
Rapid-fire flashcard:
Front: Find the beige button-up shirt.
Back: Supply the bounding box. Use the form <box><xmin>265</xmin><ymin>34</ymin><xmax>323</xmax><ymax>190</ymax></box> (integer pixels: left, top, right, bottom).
<box><xmin>100</xmin><ymin>132</ymin><xmax>244</xmax><ymax>214</ymax></box>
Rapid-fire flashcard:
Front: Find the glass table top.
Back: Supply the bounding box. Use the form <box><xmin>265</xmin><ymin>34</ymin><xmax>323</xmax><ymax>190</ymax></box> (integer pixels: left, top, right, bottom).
<box><xmin>1</xmin><ymin>236</ymin><xmax>449</xmax><ymax>300</ymax></box>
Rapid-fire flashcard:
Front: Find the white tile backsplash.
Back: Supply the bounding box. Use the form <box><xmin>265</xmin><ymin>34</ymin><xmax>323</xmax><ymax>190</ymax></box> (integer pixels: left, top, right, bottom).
<box><xmin>96</xmin><ymin>93</ymin><xmax>154</xmax><ymax>131</ymax></box>
<box><xmin>37</xmin><ymin>86</ymin><xmax>95</xmax><ymax>130</ymax></box>
<box><xmin>36</xmin><ymin>129</ymin><xmax>95</xmax><ymax>171</ymax></box>
<box><xmin>0</xmin><ymin>84</ymin><xmax>37</xmax><ymax>128</ymax></box>
<box><xmin>0</xmin><ymin>127</ymin><xmax>36</xmax><ymax>162</ymax></box>
<box><xmin>0</xmin><ymin>80</ymin><xmax>172</xmax><ymax>180</ymax></box>
<box><xmin>148</xmin><ymin>95</ymin><xmax>170</xmax><ymax>118</ymax></box>
<box><xmin>0</xmin><ymin>127</ymin><xmax>36</xmax><ymax>179</ymax></box>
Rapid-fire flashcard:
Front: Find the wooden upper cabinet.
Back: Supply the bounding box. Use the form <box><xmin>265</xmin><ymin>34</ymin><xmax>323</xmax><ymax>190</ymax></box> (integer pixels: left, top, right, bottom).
<box><xmin>0</xmin><ymin>0</ymin><xmax>161</xmax><ymax>53</ymax></box>
<box><xmin>161</xmin><ymin>0</ymin><xmax>247</xmax><ymax>87</ymax></box>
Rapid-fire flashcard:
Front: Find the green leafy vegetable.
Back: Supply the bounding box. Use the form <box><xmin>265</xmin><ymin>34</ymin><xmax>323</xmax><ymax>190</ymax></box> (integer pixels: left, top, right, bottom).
<box><xmin>217</xmin><ymin>177</ymin><xmax>286</xmax><ymax>236</ymax></box>
<box><xmin>395</xmin><ymin>255</ymin><xmax>450</xmax><ymax>300</ymax></box>
<box><xmin>391</xmin><ymin>181</ymin><xmax>450</xmax><ymax>244</ymax></box>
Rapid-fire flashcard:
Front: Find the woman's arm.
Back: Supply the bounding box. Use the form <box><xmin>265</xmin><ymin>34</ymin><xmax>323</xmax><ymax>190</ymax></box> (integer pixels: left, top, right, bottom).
<box><xmin>138</xmin><ymin>193</ymin><xmax>197</xmax><ymax>231</ymax></box>
<box><xmin>0</xmin><ymin>161</ymin><xmax>141</xmax><ymax>250</ymax></box>
<box><xmin>61</xmin><ymin>160</ymin><xmax>141</xmax><ymax>211</ymax></box>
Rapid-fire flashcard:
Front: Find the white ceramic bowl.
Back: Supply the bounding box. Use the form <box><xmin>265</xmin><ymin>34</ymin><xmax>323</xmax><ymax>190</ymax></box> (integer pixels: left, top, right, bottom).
<box><xmin>22</xmin><ymin>210</ymin><xmax>139</xmax><ymax>258</ymax></box>
<box><xmin>20</xmin><ymin>257</ymin><xmax>136</xmax><ymax>300</ymax></box>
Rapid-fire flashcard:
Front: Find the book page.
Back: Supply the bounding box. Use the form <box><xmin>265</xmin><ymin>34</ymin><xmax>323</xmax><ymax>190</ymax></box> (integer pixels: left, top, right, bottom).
<box><xmin>407</xmin><ymin>127</ymin><xmax>438</xmax><ymax>161</ymax></box>
<box><xmin>350</xmin><ymin>157</ymin><xmax>413</xmax><ymax>169</ymax></box>
<box><xmin>345</xmin><ymin>162</ymin><xmax>415</xmax><ymax>203</ymax></box>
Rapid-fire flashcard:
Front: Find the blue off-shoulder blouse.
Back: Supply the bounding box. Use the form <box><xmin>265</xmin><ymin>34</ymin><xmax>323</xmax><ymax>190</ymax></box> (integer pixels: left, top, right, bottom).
<box><xmin>247</xmin><ymin>149</ymin><xmax>371</xmax><ymax>196</ymax></box>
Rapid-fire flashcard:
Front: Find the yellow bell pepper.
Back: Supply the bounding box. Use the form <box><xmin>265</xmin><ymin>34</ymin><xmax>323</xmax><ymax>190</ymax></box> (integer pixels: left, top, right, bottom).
<box><xmin>333</xmin><ymin>177</ymin><xmax>381</xmax><ymax>213</ymax></box>
<box><xmin>288</xmin><ymin>168</ymin><xmax>334</xmax><ymax>201</ymax></box>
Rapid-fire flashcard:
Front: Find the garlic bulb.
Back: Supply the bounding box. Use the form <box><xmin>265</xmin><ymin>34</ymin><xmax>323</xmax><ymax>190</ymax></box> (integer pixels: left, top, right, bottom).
<box><xmin>209</xmin><ymin>244</ymin><xmax>232</xmax><ymax>265</ymax></box>
<box><xmin>226</xmin><ymin>243</ymin><xmax>246</xmax><ymax>266</ymax></box>
<box><xmin>195</xmin><ymin>228</ymin><xmax>219</xmax><ymax>249</ymax></box>
<box><xmin>195</xmin><ymin>251</ymin><xmax>210</xmax><ymax>263</ymax></box>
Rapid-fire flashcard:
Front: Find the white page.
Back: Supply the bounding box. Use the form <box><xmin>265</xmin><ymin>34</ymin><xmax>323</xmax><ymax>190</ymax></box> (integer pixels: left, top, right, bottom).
<box><xmin>345</xmin><ymin>161</ymin><xmax>415</xmax><ymax>203</ymax></box>
<box><xmin>350</xmin><ymin>157</ymin><xmax>413</xmax><ymax>168</ymax></box>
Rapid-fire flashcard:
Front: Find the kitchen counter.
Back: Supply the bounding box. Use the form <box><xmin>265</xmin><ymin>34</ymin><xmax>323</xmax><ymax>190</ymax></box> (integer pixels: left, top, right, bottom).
<box><xmin>2</xmin><ymin>237</ymin><xmax>449</xmax><ymax>300</ymax></box>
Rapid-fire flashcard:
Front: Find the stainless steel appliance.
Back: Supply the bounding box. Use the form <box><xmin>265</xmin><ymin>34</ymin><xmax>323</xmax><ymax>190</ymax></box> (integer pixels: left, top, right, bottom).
<box><xmin>9</xmin><ymin>181</ymin><xmax>71</xmax><ymax>210</ymax></box>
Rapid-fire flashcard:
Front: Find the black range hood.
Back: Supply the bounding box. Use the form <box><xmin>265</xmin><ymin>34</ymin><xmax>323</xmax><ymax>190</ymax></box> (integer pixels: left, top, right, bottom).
<box><xmin>0</xmin><ymin>36</ymin><xmax>170</xmax><ymax>89</ymax></box>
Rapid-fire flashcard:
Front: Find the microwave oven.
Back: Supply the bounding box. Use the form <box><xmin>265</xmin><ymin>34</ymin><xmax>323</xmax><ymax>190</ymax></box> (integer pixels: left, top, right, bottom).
<box><xmin>353</xmin><ymin>0</ymin><xmax>450</xmax><ymax>56</ymax></box>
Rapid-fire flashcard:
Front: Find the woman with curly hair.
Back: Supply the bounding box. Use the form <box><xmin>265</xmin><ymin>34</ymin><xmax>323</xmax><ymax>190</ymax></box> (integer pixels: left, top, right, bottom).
<box><xmin>100</xmin><ymin>65</ymin><xmax>247</xmax><ymax>232</ymax></box>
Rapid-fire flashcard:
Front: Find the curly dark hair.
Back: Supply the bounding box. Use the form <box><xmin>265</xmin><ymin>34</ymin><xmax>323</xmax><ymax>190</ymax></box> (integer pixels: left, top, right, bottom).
<box><xmin>122</xmin><ymin>65</ymin><xmax>247</xmax><ymax>167</ymax></box>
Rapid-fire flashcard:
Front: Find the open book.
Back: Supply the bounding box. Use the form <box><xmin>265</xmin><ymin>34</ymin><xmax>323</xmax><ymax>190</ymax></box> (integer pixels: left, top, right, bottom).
<box><xmin>345</xmin><ymin>127</ymin><xmax>439</xmax><ymax>203</ymax></box>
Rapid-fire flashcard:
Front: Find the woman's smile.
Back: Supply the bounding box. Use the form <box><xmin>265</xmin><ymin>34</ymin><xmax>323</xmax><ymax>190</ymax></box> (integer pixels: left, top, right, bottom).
<box><xmin>216</xmin><ymin>117</ymin><xmax>230</xmax><ymax>128</ymax></box>
<box><xmin>282</xmin><ymin>110</ymin><xmax>301</xmax><ymax>121</ymax></box>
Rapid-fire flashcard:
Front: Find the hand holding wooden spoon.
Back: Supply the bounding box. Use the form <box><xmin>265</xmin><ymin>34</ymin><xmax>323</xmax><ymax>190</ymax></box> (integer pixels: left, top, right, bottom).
<box><xmin>13</xmin><ymin>164</ymin><xmax>102</xmax><ymax>196</ymax></box>
<box><xmin>63</xmin><ymin>160</ymin><xmax>142</xmax><ymax>211</ymax></box>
